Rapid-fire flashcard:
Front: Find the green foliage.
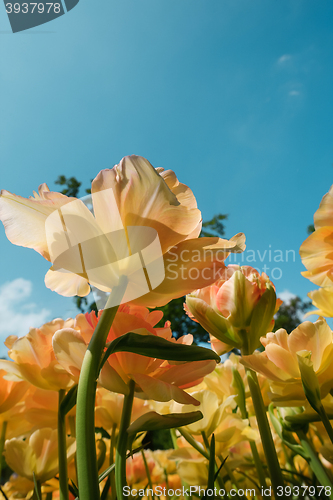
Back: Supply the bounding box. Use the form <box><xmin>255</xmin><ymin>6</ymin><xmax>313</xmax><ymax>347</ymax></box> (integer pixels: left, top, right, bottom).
<box><xmin>273</xmin><ymin>296</ymin><xmax>312</xmax><ymax>333</ymax></box>
<box><xmin>307</xmin><ymin>224</ymin><xmax>315</xmax><ymax>234</ymax></box>
<box><xmin>55</xmin><ymin>175</ymin><xmax>82</xmax><ymax>198</ymax></box>
<box><xmin>155</xmin><ymin>296</ymin><xmax>209</xmax><ymax>343</ymax></box>
<box><xmin>201</xmin><ymin>213</ymin><xmax>227</xmax><ymax>238</ymax></box>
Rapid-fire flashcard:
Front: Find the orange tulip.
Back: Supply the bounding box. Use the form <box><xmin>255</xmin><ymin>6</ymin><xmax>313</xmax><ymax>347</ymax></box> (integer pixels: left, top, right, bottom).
<box><xmin>300</xmin><ymin>185</ymin><xmax>333</xmax><ymax>286</ymax></box>
<box><xmin>0</xmin><ymin>318</ymin><xmax>76</xmax><ymax>391</ymax></box>
<box><xmin>53</xmin><ymin>304</ymin><xmax>216</xmax><ymax>405</ymax></box>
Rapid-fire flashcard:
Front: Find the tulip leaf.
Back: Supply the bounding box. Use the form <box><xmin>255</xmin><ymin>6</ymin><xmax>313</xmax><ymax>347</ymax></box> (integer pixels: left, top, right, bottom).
<box><xmin>70</xmin><ymin>480</ymin><xmax>79</xmax><ymax>498</ymax></box>
<box><xmin>205</xmin><ymin>434</ymin><xmax>216</xmax><ymax>496</ymax></box>
<box><xmin>100</xmin><ymin>332</ymin><xmax>220</xmax><ymax>371</ymax></box>
<box><xmin>214</xmin><ymin>455</ymin><xmax>228</xmax><ymax>482</ymax></box>
<box><xmin>127</xmin><ymin>410</ymin><xmax>203</xmax><ymax>434</ymax></box>
<box><xmin>60</xmin><ymin>384</ymin><xmax>78</xmax><ymax>415</ymax></box>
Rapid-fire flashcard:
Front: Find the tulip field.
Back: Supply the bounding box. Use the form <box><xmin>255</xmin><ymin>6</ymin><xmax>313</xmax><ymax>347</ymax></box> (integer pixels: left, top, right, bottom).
<box><xmin>1</xmin><ymin>155</ymin><xmax>333</xmax><ymax>500</ymax></box>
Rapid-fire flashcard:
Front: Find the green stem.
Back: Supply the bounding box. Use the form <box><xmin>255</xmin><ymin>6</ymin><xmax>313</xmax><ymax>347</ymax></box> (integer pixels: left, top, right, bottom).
<box><xmin>76</xmin><ymin>277</ymin><xmax>127</xmax><ymax>500</ymax></box>
<box><xmin>141</xmin><ymin>449</ymin><xmax>154</xmax><ymax>500</ymax></box>
<box><xmin>201</xmin><ymin>432</ymin><xmax>226</xmax><ymax>495</ymax></box>
<box><xmin>234</xmin><ymin>375</ymin><xmax>267</xmax><ymax>489</ymax></box>
<box><xmin>58</xmin><ymin>390</ymin><xmax>69</xmax><ymax>500</ymax></box>
<box><xmin>318</xmin><ymin>405</ymin><xmax>333</xmax><ymax>445</ymax></box>
<box><xmin>177</xmin><ymin>428</ymin><xmax>209</xmax><ymax>459</ymax></box>
<box><xmin>115</xmin><ymin>379</ymin><xmax>135</xmax><ymax>500</ymax></box>
<box><xmin>32</xmin><ymin>479</ymin><xmax>42</xmax><ymax>500</ymax></box>
<box><xmin>0</xmin><ymin>421</ymin><xmax>7</xmax><ymax>483</ymax></box>
<box><xmin>297</xmin><ymin>430</ymin><xmax>333</xmax><ymax>499</ymax></box>
<box><xmin>170</xmin><ymin>428</ymin><xmax>179</xmax><ymax>449</ymax></box>
<box><xmin>110</xmin><ymin>423</ymin><xmax>117</xmax><ymax>500</ymax></box>
<box><xmin>245</xmin><ymin>368</ymin><xmax>286</xmax><ymax>498</ymax></box>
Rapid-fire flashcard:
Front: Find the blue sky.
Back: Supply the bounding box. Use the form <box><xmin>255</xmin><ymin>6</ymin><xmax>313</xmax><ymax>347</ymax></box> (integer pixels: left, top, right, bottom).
<box><xmin>0</xmin><ymin>0</ymin><xmax>333</xmax><ymax>352</ymax></box>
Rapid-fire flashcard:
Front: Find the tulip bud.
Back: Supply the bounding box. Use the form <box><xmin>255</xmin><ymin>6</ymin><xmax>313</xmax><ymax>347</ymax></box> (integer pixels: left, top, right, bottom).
<box><xmin>297</xmin><ymin>350</ymin><xmax>322</xmax><ymax>413</ymax></box>
<box><xmin>186</xmin><ymin>265</ymin><xmax>280</xmax><ymax>355</ymax></box>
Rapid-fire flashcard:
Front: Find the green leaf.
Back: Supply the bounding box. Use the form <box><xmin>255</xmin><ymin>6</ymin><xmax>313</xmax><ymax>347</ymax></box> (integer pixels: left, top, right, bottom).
<box><xmin>100</xmin><ymin>332</ymin><xmax>220</xmax><ymax>371</ymax></box>
<box><xmin>70</xmin><ymin>480</ymin><xmax>79</xmax><ymax>498</ymax></box>
<box><xmin>214</xmin><ymin>455</ymin><xmax>228</xmax><ymax>482</ymax></box>
<box><xmin>128</xmin><ymin>411</ymin><xmax>203</xmax><ymax>434</ymax></box>
<box><xmin>60</xmin><ymin>385</ymin><xmax>78</xmax><ymax>415</ymax></box>
<box><xmin>204</xmin><ymin>434</ymin><xmax>216</xmax><ymax>497</ymax></box>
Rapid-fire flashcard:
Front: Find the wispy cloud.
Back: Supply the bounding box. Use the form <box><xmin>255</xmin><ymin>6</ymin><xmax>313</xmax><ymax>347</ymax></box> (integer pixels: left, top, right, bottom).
<box><xmin>277</xmin><ymin>54</ymin><xmax>292</xmax><ymax>65</ymax></box>
<box><xmin>289</xmin><ymin>90</ymin><xmax>300</xmax><ymax>97</ymax></box>
<box><xmin>0</xmin><ymin>278</ymin><xmax>50</xmax><ymax>345</ymax></box>
<box><xmin>278</xmin><ymin>289</ymin><xmax>297</xmax><ymax>304</ymax></box>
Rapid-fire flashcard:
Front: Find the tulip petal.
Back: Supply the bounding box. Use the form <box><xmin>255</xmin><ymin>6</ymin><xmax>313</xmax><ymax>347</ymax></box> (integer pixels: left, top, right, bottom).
<box><xmin>91</xmin><ymin>156</ymin><xmax>202</xmax><ymax>255</ymax></box>
<box><xmin>52</xmin><ymin>328</ymin><xmax>87</xmax><ymax>380</ymax></box>
<box><xmin>314</xmin><ymin>185</ymin><xmax>333</xmax><ymax>229</ymax></box>
<box><xmin>300</xmin><ymin>227</ymin><xmax>333</xmax><ymax>286</ymax></box>
<box><xmin>131</xmin><ymin>234</ymin><xmax>246</xmax><ymax>307</ymax></box>
<box><xmin>45</xmin><ymin>268</ymin><xmax>91</xmax><ymax>297</ymax></box>
<box><xmin>0</xmin><ymin>187</ymin><xmax>74</xmax><ymax>260</ymax></box>
<box><xmin>131</xmin><ymin>373</ymin><xmax>200</xmax><ymax>405</ymax></box>
<box><xmin>288</xmin><ymin>320</ymin><xmax>333</xmax><ymax>372</ymax></box>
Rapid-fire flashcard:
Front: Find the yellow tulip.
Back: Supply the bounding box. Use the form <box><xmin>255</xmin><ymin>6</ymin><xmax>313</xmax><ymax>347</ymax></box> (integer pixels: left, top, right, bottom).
<box><xmin>0</xmin><ymin>156</ymin><xmax>245</xmax><ymax>307</ymax></box>
<box><xmin>95</xmin><ymin>387</ymin><xmax>150</xmax><ymax>432</ymax></box>
<box><xmin>171</xmin><ymin>390</ymin><xmax>235</xmax><ymax>436</ymax></box>
<box><xmin>306</xmin><ymin>286</ymin><xmax>333</xmax><ymax>318</ymax></box>
<box><xmin>241</xmin><ymin>319</ymin><xmax>333</xmax><ymax>405</ymax></box>
<box><xmin>4</xmin><ymin>428</ymin><xmax>76</xmax><ymax>483</ymax></box>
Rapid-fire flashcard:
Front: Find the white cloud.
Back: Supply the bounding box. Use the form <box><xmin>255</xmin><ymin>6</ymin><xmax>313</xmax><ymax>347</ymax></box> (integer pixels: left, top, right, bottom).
<box><xmin>277</xmin><ymin>54</ymin><xmax>292</xmax><ymax>65</ymax></box>
<box><xmin>278</xmin><ymin>289</ymin><xmax>297</xmax><ymax>304</ymax></box>
<box><xmin>0</xmin><ymin>278</ymin><xmax>50</xmax><ymax>343</ymax></box>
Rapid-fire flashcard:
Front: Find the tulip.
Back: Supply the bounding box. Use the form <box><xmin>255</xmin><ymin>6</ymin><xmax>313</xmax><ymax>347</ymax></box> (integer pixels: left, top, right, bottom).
<box><xmin>300</xmin><ymin>185</ymin><xmax>333</xmax><ymax>287</ymax></box>
<box><xmin>0</xmin><ymin>318</ymin><xmax>76</xmax><ymax>391</ymax></box>
<box><xmin>241</xmin><ymin>319</ymin><xmax>333</xmax><ymax>406</ymax></box>
<box><xmin>305</xmin><ymin>286</ymin><xmax>333</xmax><ymax>318</ymax></box>
<box><xmin>4</xmin><ymin>428</ymin><xmax>76</xmax><ymax>484</ymax></box>
<box><xmin>186</xmin><ymin>265</ymin><xmax>281</xmax><ymax>355</ymax></box>
<box><xmin>53</xmin><ymin>305</ymin><xmax>216</xmax><ymax>405</ymax></box>
<box><xmin>0</xmin><ymin>156</ymin><xmax>245</xmax><ymax>307</ymax></box>
<box><xmin>0</xmin><ymin>368</ymin><xmax>29</xmax><ymax>415</ymax></box>
<box><xmin>95</xmin><ymin>387</ymin><xmax>150</xmax><ymax>432</ymax></box>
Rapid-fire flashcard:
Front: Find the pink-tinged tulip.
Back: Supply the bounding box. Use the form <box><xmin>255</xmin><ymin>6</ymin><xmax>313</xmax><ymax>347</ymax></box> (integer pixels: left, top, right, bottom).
<box><xmin>241</xmin><ymin>319</ymin><xmax>333</xmax><ymax>406</ymax></box>
<box><xmin>186</xmin><ymin>265</ymin><xmax>281</xmax><ymax>354</ymax></box>
<box><xmin>300</xmin><ymin>186</ymin><xmax>333</xmax><ymax>286</ymax></box>
<box><xmin>0</xmin><ymin>318</ymin><xmax>76</xmax><ymax>391</ymax></box>
<box><xmin>4</xmin><ymin>428</ymin><xmax>76</xmax><ymax>483</ymax></box>
<box><xmin>53</xmin><ymin>304</ymin><xmax>216</xmax><ymax>405</ymax></box>
<box><xmin>0</xmin><ymin>156</ymin><xmax>245</xmax><ymax>307</ymax></box>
